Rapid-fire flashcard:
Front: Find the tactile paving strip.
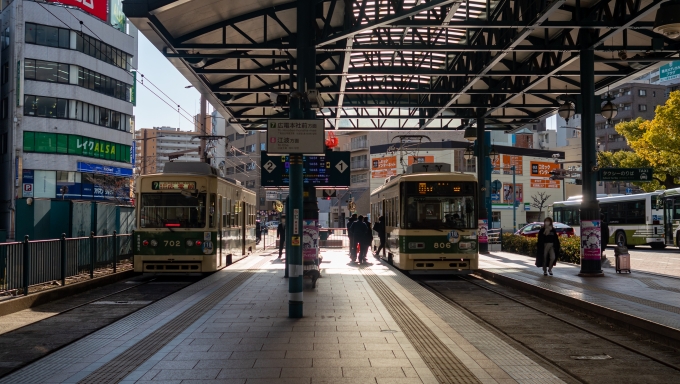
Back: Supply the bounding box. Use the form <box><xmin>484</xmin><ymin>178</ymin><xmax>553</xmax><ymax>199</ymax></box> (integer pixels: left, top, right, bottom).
<box><xmin>638</xmin><ymin>277</ymin><xmax>680</xmax><ymax>294</ymax></box>
<box><xmin>77</xmin><ymin>258</ymin><xmax>269</xmax><ymax>384</ymax></box>
<box><xmin>362</xmin><ymin>268</ymin><xmax>481</xmax><ymax>384</ymax></box>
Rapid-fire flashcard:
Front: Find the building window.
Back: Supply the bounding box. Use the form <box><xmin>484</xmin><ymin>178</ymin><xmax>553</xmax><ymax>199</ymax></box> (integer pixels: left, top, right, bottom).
<box><xmin>638</xmin><ymin>104</ymin><xmax>647</xmax><ymax>112</ymax></box>
<box><xmin>350</xmin><ymin>154</ymin><xmax>368</xmax><ymax>169</ymax></box>
<box><xmin>226</xmin><ymin>167</ymin><xmax>235</xmax><ymax>175</ymax></box>
<box><xmin>260</xmin><ymin>142</ymin><xmax>266</xmax><ymax>151</ymax></box>
<box><xmin>639</xmin><ymin>89</ymin><xmax>646</xmax><ymax>96</ymax></box>
<box><xmin>0</xmin><ymin>133</ymin><xmax>7</xmax><ymax>155</ymax></box>
<box><xmin>226</xmin><ymin>134</ymin><xmax>235</xmax><ymax>142</ymax></box>
<box><xmin>351</xmin><ymin>173</ymin><xmax>368</xmax><ymax>184</ymax></box>
<box><xmin>25</xmin><ymin>23</ymin><xmax>132</xmax><ymax>71</ymax></box>
<box><xmin>245</xmin><ymin>144</ymin><xmax>256</xmax><ymax>153</ymax></box>
<box><xmin>350</xmin><ymin>135</ymin><xmax>368</xmax><ymax>150</ymax></box>
<box><xmin>23</xmin><ymin>95</ymin><xmax>134</xmax><ymax>132</ymax></box>
<box><xmin>245</xmin><ymin>180</ymin><xmax>256</xmax><ymax>188</ymax></box>
<box><xmin>1</xmin><ymin>97</ymin><xmax>7</xmax><ymax>119</ymax></box>
<box><xmin>246</xmin><ymin>162</ymin><xmax>257</xmax><ymax>171</ymax></box>
<box><xmin>24</xmin><ymin>59</ymin><xmax>69</xmax><ymax>84</ymax></box>
<box><xmin>622</xmin><ymin>104</ymin><xmax>631</xmax><ymax>111</ymax></box>
<box><xmin>1</xmin><ymin>27</ymin><xmax>9</xmax><ymax>50</ymax></box>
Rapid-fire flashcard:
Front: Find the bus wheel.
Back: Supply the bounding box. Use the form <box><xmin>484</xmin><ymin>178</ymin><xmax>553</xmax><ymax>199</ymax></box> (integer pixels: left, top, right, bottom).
<box><xmin>650</xmin><ymin>243</ymin><xmax>666</xmax><ymax>250</ymax></box>
<box><xmin>615</xmin><ymin>231</ymin><xmax>627</xmax><ymax>247</ymax></box>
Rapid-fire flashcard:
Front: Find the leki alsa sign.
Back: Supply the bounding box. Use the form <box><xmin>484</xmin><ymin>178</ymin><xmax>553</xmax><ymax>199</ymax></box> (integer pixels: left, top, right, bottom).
<box><xmin>48</xmin><ymin>0</ymin><xmax>108</xmax><ymax>21</ymax></box>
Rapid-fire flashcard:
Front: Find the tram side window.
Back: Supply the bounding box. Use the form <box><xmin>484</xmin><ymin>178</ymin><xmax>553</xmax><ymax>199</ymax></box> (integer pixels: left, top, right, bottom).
<box><xmin>222</xmin><ymin>197</ymin><xmax>227</xmax><ymax>227</ymax></box>
<box><xmin>227</xmin><ymin>199</ymin><xmax>232</xmax><ymax>227</ymax></box>
<box><xmin>209</xmin><ymin>194</ymin><xmax>216</xmax><ymax>228</ymax></box>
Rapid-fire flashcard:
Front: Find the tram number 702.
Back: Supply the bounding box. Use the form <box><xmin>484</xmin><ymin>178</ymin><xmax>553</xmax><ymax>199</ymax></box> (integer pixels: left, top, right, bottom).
<box><xmin>164</xmin><ymin>240</ymin><xmax>181</xmax><ymax>247</ymax></box>
<box><xmin>433</xmin><ymin>242</ymin><xmax>451</xmax><ymax>249</ymax></box>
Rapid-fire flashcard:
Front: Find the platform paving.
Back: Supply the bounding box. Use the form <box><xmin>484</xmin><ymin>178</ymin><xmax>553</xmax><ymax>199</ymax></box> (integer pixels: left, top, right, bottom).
<box><xmin>0</xmin><ymin>249</ymin><xmax>568</xmax><ymax>384</ymax></box>
<box><xmin>479</xmin><ymin>252</ymin><xmax>680</xmax><ymax>334</ymax></box>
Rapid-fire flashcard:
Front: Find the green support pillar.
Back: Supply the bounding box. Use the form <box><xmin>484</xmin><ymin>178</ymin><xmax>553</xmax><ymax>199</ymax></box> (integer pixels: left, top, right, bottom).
<box><xmin>579</xmin><ymin>40</ymin><xmax>603</xmax><ymax>276</ymax></box>
<box><xmin>476</xmin><ymin>115</ymin><xmax>489</xmax><ymax>254</ymax></box>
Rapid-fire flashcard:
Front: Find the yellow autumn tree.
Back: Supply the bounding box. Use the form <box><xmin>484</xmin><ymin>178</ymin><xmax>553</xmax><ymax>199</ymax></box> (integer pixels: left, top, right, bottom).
<box><xmin>597</xmin><ymin>90</ymin><xmax>680</xmax><ymax>190</ymax></box>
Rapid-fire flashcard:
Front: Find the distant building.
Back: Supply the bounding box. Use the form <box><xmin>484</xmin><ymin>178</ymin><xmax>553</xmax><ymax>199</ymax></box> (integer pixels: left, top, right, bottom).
<box><xmin>134</xmin><ymin>127</ymin><xmax>201</xmax><ymax>175</ymax></box>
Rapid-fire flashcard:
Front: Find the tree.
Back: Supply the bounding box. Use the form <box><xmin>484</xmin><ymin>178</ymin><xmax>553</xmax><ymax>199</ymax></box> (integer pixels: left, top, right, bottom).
<box><xmin>598</xmin><ymin>91</ymin><xmax>680</xmax><ymax>190</ymax></box>
<box><xmin>530</xmin><ymin>192</ymin><xmax>551</xmax><ymax>219</ymax></box>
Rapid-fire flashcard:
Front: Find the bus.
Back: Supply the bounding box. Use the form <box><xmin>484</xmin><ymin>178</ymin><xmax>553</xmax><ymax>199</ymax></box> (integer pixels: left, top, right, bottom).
<box><xmin>552</xmin><ymin>192</ymin><xmax>665</xmax><ymax>248</ymax></box>
<box><xmin>661</xmin><ymin>187</ymin><xmax>680</xmax><ymax>247</ymax></box>
<box><xmin>370</xmin><ymin>164</ymin><xmax>478</xmax><ymax>273</ymax></box>
<box><xmin>134</xmin><ymin>162</ymin><xmax>257</xmax><ymax>272</ymax></box>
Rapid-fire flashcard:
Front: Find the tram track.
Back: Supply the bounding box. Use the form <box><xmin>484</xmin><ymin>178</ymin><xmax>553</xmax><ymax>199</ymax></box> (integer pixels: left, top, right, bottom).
<box><xmin>415</xmin><ymin>274</ymin><xmax>680</xmax><ymax>384</ymax></box>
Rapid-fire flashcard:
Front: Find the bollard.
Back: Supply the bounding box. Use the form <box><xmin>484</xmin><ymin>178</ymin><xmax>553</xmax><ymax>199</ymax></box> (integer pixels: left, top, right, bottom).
<box><xmin>112</xmin><ymin>231</ymin><xmax>118</xmax><ymax>273</ymax></box>
<box><xmin>89</xmin><ymin>231</ymin><xmax>95</xmax><ymax>279</ymax></box>
<box><xmin>60</xmin><ymin>233</ymin><xmax>66</xmax><ymax>286</ymax></box>
<box><xmin>23</xmin><ymin>235</ymin><xmax>30</xmax><ymax>296</ymax></box>
<box><xmin>227</xmin><ymin>253</ymin><xmax>233</xmax><ymax>266</ymax></box>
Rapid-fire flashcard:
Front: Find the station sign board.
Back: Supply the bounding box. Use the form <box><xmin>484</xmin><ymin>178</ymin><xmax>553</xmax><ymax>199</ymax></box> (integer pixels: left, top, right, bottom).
<box><xmin>660</xmin><ymin>61</ymin><xmax>680</xmax><ymax>83</ymax></box>
<box><xmin>598</xmin><ymin>168</ymin><xmax>653</xmax><ymax>182</ymax></box>
<box><xmin>261</xmin><ymin>151</ymin><xmax>350</xmax><ymax>188</ymax></box>
<box><xmin>266</xmin><ymin>119</ymin><xmax>325</xmax><ymax>155</ymax></box>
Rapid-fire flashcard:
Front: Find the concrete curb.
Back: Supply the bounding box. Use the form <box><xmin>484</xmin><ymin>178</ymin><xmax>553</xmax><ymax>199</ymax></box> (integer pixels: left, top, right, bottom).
<box><xmin>477</xmin><ymin>269</ymin><xmax>680</xmax><ymax>349</ymax></box>
<box><xmin>0</xmin><ymin>270</ymin><xmax>135</xmax><ymax>317</ymax></box>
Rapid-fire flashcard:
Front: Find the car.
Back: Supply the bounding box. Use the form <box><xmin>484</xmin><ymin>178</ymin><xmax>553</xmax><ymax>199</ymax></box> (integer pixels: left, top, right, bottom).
<box><xmin>266</xmin><ymin>221</ymin><xmax>280</xmax><ymax>229</ymax></box>
<box><xmin>515</xmin><ymin>222</ymin><xmax>575</xmax><ymax>238</ymax></box>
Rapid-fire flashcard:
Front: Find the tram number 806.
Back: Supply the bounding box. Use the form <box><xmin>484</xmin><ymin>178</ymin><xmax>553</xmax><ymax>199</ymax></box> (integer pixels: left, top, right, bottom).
<box><xmin>433</xmin><ymin>242</ymin><xmax>451</xmax><ymax>249</ymax></box>
<box><xmin>164</xmin><ymin>240</ymin><xmax>181</xmax><ymax>247</ymax></box>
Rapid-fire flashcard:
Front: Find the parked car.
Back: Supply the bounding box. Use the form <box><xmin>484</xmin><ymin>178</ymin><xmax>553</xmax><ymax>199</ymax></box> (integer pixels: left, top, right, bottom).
<box><xmin>266</xmin><ymin>221</ymin><xmax>280</xmax><ymax>229</ymax></box>
<box><xmin>515</xmin><ymin>222</ymin><xmax>575</xmax><ymax>238</ymax></box>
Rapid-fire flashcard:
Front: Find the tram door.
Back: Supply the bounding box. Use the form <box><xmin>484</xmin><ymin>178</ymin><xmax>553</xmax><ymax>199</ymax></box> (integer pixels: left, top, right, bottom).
<box><xmin>665</xmin><ymin>198</ymin><xmax>679</xmax><ymax>246</ymax></box>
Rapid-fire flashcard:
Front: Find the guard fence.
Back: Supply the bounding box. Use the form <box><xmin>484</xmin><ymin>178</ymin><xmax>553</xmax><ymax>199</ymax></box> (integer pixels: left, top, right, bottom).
<box><xmin>0</xmin><ymin>232</ymin><xmax>132</xmax><ymax>296</ymax></box>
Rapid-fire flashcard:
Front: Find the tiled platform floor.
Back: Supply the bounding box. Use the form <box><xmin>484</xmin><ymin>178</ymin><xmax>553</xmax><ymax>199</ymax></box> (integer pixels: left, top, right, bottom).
<box><xmin>480</xmin><ymin>252</ymin><xmax>680</xmax><ymax>332</ymax></box>
<box><xmin>0</xmin><ymin>250</ymin><xmax>566</xmax><ymax>384</ymax></box>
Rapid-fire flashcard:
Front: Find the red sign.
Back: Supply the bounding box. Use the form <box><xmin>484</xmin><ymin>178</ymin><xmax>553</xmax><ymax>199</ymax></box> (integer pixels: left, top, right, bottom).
<box><xmin>530</xmin><ymin>179</ymin><xmax>561</xmax><ymax>189</ymax></box>
<box><xmin>48</xmin><ymin>0</ymin><xmax>108</xmax><ymax>21</ymax></box>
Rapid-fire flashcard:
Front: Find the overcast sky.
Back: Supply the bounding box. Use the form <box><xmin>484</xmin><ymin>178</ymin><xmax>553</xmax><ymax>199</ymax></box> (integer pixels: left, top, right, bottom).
<box><xmin>134</xmin><ymin>34</ymin><xmax>214</xmax><ymax>131</ymax></box>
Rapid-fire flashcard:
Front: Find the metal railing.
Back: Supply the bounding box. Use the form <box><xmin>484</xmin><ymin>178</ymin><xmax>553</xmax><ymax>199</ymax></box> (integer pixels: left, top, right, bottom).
<box><xmin>488</xmin><ymin>228</ymin><xmax>503</xmax><ymax>251</ymax></box>
<box><xmin>0</xmin><ymin>232</ymin><xmax>132</xmax><ymax>296</ymax></box>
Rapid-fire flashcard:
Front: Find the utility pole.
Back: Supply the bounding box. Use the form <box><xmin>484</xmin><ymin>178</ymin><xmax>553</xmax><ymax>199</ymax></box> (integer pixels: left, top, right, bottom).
<box><xmin>199</xmin><ymin>94</ymin><xmax>207</xmax><ymax>162</ymax></box>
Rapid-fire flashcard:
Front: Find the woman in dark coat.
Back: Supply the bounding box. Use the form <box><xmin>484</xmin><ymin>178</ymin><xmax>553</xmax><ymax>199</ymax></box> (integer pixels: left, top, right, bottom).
<box><xmin>536</xmin><ymin>217</ymin><xmax>561</xmax><ymax>276</ymax></box>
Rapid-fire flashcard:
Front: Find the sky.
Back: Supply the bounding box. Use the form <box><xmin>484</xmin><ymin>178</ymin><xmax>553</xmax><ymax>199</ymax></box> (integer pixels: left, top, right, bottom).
<box><xmin>134</xmin><ymin>34</ymin><xmax>210</xmax><ymax>131</ymax></box>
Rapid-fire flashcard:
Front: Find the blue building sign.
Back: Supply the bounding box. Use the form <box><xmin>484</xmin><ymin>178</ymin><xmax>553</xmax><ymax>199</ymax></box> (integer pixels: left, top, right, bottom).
<box><xmin>77</xmin><ymin>162</ymin><xmax>133</xmax><ymax>177</ymax></box>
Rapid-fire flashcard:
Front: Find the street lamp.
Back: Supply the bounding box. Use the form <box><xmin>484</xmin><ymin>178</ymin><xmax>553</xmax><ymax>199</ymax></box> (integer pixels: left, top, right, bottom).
<box><xmin>463</xmin><ymin>126</ymin><xmax>476</xmax><ymax>141</ymax></box>
<box><xmin>600</xmin><ymin>99</ymin><xmax>618</xmax><ymax>123</ymax></box>
<box><xmin>463</xmin><ymin>146</ymin><xmax>475</xmax><ymax>161</ymax></box>
<box><xmin>558</xmin><ymin>102</ymin><xmax>576</xmax><ymax>123</ymax></box>
<box><xmin>489</xmin><ymin>145</ymin><xmax>499</xmax><ymax>164</ymax></box>
<box><xmin>653</xmin><ymin>1</ymin><xmax>680</xmax><ymax>39</ymax></box>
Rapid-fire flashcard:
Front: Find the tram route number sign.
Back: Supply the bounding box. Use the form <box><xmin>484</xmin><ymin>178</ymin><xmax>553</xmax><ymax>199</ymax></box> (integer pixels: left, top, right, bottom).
<box><xmin>260</xmin><ymin>150</ymin><xmax>351</xmax><ymax>188</ymax></box>
<box><xmin>267</xmin><ymin>119</ymin><xmax>325</xmax><ymax>155</ymax></box>
<box><xmin>151</xmin><ymin>181</ymin><xmax>197</xmax><ymax>190</ymax></box>
<box><xmin>598</xmin><ymin>168</ymin><xmax>653</xmax><ymax>182</ymax></box>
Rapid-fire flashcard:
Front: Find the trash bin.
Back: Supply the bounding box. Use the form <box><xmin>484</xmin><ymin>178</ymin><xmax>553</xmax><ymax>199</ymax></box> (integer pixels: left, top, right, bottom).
<box><xmin>319</xmin><ymin>230</ymin><xmax>329</xmax><ymax>241</ymax></box>
<box><xmin>614</xmin><ymin>245</ymin><xmax>631</xmax><ymax>274</ymax></box>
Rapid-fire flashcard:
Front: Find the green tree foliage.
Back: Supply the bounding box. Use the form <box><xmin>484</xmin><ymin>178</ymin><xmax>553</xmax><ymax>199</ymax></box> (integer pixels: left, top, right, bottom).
<box><xmin>597</xmin><ymin>91</ymin><xmax>680</xmax><ymax>190</ymax></box>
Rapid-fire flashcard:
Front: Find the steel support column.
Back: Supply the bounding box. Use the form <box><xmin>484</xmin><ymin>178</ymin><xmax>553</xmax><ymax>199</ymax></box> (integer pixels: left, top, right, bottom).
<box><xmin>579</xmin><ymin>43</ymin><xmax>603</xmax><ymax>276</ymax></box>
<box><xmin>477</xmin><ymin>116</ymin><xmax>489</xmax><ymax>254</ymax></box>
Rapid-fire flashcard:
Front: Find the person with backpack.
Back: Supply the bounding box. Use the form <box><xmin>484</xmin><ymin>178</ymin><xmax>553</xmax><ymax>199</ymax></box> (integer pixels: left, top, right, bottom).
<box><xmin>373</xmin><ymin>215</ymin><xmax>386</xmax><ymax>257</ymax></box>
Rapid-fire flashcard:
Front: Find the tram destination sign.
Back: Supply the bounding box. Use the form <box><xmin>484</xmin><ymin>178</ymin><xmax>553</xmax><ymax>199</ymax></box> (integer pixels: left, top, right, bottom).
<box><xmin>598</xmin><ymin>168</ymin><xmax>653</xmax><ymax>182</ymax></box>
<box><xmin>267</xmin><ymin>119</ymin><xmax>325</xmax><ymax>155</ymax></box>
<box><xmin>261</xmin><ymin>150</ymin><xmax>350</xmax><ymax>188</ymax></box>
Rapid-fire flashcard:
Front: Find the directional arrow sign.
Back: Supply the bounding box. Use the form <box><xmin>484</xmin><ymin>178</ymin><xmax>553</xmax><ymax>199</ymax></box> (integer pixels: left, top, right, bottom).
<box><xmin>335</xmin><ymin>160</ymin><xmax>348</xmax><ymax>173</ymax></box>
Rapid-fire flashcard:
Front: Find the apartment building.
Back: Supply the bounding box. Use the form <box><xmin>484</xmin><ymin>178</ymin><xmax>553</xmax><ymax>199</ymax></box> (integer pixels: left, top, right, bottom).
<box><xmin>134</xmin><ymin>127</ymin><xmax>201</xmax><ymax>175</ymax></box>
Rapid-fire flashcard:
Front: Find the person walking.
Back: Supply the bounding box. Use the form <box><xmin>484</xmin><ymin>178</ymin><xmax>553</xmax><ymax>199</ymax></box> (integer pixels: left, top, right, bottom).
<box><xmin>255</xmin><ymin>220</ymin><xmax>262</xmax><ymax>245</ymax></box>
<box><xmin>349</xmin><ymin>215</ymin><xmax>366</xmax><ymax>263</ymax></box>
<box><xmin>347</xmin><ymin>214</ymin><xmax>358</xmax><ymax>261</ymax></box>
<box><xmin>536</xmin><ymin>217</ymin><xmax>561</xmax><ymax>276</ymax></box>
<box><xmin>277</xmin><ymin>219</ymin><xmax>286</xmax><ymax>259</ymax></box>
<box><xmin>358</xmin><ymin>216</ymin><xmax>373</xmax><ymax>263</ymax></box>
<box><xmin>373</xmin><ymin>215</ymin><xmax>386</xmax><ymax>257</ymax></box>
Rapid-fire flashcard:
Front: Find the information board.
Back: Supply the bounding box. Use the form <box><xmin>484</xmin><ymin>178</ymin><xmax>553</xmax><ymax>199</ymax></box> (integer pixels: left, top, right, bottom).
<box><xmin>261</xmin><ymin>151</ymin><xmax>350</xmax><ymax>187</ymax></box>
<box><xmin>660</xmin><ymin>61</ymin><xmax>680</xmax><ymax>83</ymax></box>
<box><xmin>267</xmin><ymin>119</ymin><xmax>325</xmax><ymax>155</ymax></box>
<box><xmin>598</xmin><ymin>168</ymin><xmax>653</xmax><ymax>181</ymax></box>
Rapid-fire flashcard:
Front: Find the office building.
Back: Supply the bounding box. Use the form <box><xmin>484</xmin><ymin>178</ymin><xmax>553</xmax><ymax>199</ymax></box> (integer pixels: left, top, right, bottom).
<box><xmin>135</xmin><ymin>127</ymin><xmax>201</xmax><ymax>175</ymax></box>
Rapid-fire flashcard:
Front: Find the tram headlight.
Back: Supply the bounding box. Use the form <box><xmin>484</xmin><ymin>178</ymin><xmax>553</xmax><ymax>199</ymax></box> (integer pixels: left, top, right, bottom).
<box><xmin>142</xmin><ymin>240</ymin><xmax>149</xmax><ymax>247</ymax></box>
<box><xmin>150</xmin><ymin>240</ymin><xmax>158</xmax><ymax>247</ymax></box>
<box><xmin>186</xmin><ymin>240</ymin><xmax>194</xmax><ymax>247</ymax></box>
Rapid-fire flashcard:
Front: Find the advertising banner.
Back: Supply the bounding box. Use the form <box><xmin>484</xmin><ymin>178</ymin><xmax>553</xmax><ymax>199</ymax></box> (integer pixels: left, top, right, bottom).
<box><xmin>530</xmin><ymin>179</ymin><xmax>561</xmax><ymax>188</ymax></box>
<box><xmin>109</xmin><ymin>0</ymin><xmax>126</xmax><ymax>32</ymax></box>
<box><xmin>478</xmin><ymin>219</ymin><xmax>488</xmax><ymax>244</ymax></box>
<box><xmin>581</xmin><ymin>220</ymin><xmax>602</xmax><ymax>260</ymax></box>
<box><xmin>302</xmin><ymin>220</ymin><xmax>319</xmax><ymax>262</ymax></box>
<box><xmin>48</xmin><ymin>0</ymin><xmax>108</xmax><ymax>21</ymax></box>
<box><xmin>407</xmin><ymin>155</ymin><xmax>434</xmax><ymax>166</ymax></box>
<box><xmin>502</xmin><ymin>155</ymin><xmax>523</xmax><ymax>175</ymax></box>
<box><xmin>491</xmin><ymin>155</ymin><xmax>501</xmax><ymax>174</ymax></box>
<box><xmin>530</xmin><ymin>161</ymin><xmax>560</xmax><ymax>177</ymax></box>
<box><xmin>371</xmin><ymin>156</ymin><xmax>397</xmax><ymax>178</ymax></box>
<box><xmin>503</xmin><ymin>183</ymin><xmax>523</xmax><ymax>204</ymax></box>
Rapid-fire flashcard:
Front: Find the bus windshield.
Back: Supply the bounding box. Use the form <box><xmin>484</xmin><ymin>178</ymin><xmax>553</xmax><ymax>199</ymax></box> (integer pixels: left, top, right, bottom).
<box><xmin>402</xmin><ymin>181</ymin><xmax>477</xmax><ymax>230</ymax></box>
<box><xmin>140</xmin><ymin>193</ymin><xmax>207</xmax><ymax>228</ymax></box>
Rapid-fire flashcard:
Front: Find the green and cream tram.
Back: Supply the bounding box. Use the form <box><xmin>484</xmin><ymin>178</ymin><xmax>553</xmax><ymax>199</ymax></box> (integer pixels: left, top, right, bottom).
<box><xmin>370</xmin><ymin>165</ymin><xmax>478</xmax><ymax>273</ymax></box>
<box><xmin>134</xmin><ymin>162</ymin><xmax>257</xmax><ymax>273</ymax></box>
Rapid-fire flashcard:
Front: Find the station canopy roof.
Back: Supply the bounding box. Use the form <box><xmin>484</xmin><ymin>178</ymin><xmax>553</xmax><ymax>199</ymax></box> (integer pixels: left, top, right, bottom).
<box><xmin>124</xmin><ymin>0</ymin><xmax>680</xmax><ymax>132</ymax></box>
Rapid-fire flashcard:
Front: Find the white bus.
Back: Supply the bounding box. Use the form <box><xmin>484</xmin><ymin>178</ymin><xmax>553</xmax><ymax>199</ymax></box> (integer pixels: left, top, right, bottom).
<box><xmin>552</xmin><ymin>192</ymin><xmax>665</xmax><ymax>249</ymax></box>
<box><xmin>661</xmin><ymin>188</ymin><xmax>680</xmax><ymax>247</ymax></box>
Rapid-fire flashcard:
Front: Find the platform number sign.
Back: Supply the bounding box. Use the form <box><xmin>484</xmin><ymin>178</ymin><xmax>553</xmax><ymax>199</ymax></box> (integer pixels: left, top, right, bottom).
<box><xmin>264</xmin><ymin>160</ymin><xmax>277</xmax><ymax>173</ymax></box>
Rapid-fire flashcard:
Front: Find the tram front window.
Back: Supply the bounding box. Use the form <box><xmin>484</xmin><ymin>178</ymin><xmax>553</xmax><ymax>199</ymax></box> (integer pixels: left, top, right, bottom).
<box><xmin>140</xmin><ymin>193</ymin><xmax>207</xmax><ymax>228</ymax></box>
<box><xmin>402</xmin><ymin>181</ymin><xmax>477</xmax><ymax>230</ymax></box>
